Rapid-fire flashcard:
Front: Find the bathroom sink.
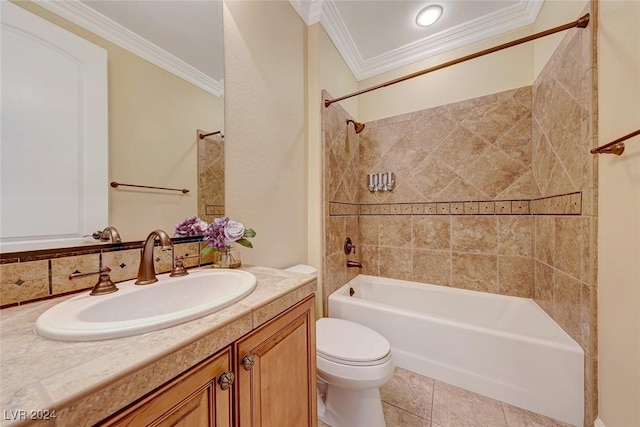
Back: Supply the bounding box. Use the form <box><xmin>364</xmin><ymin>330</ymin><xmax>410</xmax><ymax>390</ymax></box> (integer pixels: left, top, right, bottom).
<box><xmin>35</xmin><ymin>269</ymin><xmax>257</xmax><ymax>341</ymax></box>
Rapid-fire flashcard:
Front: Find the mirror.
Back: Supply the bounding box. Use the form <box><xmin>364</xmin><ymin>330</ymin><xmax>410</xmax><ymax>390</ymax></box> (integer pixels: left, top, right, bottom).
<box><xmin>0</xmin><ymin>1</ymin><xmax>224</xmax><ymax>253</ymax></box>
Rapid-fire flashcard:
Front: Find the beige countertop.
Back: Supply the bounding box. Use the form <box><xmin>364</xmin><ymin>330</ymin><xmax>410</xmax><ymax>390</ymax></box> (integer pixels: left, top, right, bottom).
<box><xmin>0</xmin><ymin>265</ymin><xmax>317</xmax><ymax>427</ymax></box>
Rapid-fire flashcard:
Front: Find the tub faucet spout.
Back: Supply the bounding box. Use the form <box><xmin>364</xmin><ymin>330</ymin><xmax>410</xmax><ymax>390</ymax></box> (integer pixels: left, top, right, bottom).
<box><xmin>346</xmin><ymin>260</ymin><xmax>362</xmax><ymax>268</ymax></box>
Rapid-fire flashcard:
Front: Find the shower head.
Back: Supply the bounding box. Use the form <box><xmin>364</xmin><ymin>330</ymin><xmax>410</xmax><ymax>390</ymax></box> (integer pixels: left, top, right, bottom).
<box><xmin>346</xmin><ymin>119</ymin><xmax>365</xmax><ymax>134</ymax></box>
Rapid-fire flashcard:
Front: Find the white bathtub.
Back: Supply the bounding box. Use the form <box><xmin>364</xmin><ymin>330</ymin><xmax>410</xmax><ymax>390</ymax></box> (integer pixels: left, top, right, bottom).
<box><xmin>328</xmin><ymin>275</ymin><xmax>584</xmax><ymax>427</ymax></box>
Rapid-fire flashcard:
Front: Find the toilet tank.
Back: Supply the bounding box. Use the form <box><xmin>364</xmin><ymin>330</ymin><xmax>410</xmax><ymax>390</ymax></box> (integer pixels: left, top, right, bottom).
<box><xmin>284</xmin><ymin>264</ymin><xmax>317</xmax><ymax>276</ymax></box>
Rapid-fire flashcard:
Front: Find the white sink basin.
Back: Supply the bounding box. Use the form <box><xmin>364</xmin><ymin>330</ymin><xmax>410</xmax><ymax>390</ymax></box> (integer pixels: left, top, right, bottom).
<box><xmin>35</xmin><ymin>269</ymin><xmax>257</xmax><ymax>341</ymax></box>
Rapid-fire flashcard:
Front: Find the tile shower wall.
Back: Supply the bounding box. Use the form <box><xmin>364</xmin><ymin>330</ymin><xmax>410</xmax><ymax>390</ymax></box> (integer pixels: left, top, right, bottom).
<box><xmin>531</xmin><ymin>4</ymin><xmax>598</xmax><ymax>424</ymax></box>
<box><xmin>354</xmin><ymin>87</ymin><xmax>536</xmax><ymax>299</ymax></box>
<box><xmin>197</xmin><ymin>129</ymin><xmax>225</xmax><ymax>223</ymax></box>
<box><xmin>321</xmin><ymin>86</ymin><xmax>577</xmax><ymax>305</ymax></box>
<box><xmin>322</xmin><ymin>87</ymin><xmax>577</xmax><ymax>305</ymax></box>
<box><xmin>0</xmin><ymin>240</ymin><xmax>216</xmax><ymax>308</ymax></box>
<box><xmin>359</xmin><ymin>87</ymin><xmax>535</xmax><ymax>204</ymax></box>
<box><xmin>322</xmin><ymin>91</ymin><xmax>360</xmax><ymax>314</ymax></box>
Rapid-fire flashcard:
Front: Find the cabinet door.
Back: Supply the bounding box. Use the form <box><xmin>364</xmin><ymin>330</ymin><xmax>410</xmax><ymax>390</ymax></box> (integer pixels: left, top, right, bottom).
<box><xmin>100</xmin><ymin>348</ymin><xmax>233</xmax><ymax>427</ymax></box>
<box><xmin>235</xmin><ymin>296</ymin><xmax>316</xmax><ymax>427</ymax></box>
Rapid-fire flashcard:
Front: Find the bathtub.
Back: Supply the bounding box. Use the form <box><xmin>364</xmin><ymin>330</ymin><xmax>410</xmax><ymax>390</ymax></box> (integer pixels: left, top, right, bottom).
<box><xmin>328</xmin><ymin>275</ymin><xmax>584</xmax><ymax>427</ymax></box>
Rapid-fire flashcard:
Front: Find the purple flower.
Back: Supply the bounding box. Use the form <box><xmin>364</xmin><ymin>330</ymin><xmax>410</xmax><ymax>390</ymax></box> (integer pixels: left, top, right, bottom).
<box><xmin>174</xmin><ymin>216</ymin><xmax>208</xmax><ymax>237</ymax></box>
<box><xmin>203</xmin><ymin>217</ymin><xmax>228</xmax><ymax>250</ymax></box>
<box><xmin>202</xmin><ymin>217</ymin><xmax>255</xmax><ymax>252</ymax></box>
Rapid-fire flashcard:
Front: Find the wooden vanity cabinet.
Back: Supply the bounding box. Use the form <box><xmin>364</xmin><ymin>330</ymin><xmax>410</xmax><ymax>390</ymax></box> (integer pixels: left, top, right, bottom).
<box><xmin>234</xmin><ymin>295</ymin><xmax>317</xmax><ymax>427</ymax></box>
<box><xmin>100</xmin><ymin>348</ymin><xmax>233</xmax><ymax>427</ymax></box>
<box><xmin>98</xmin><ymin>295</ymin><xmax>316</xmax><ymax>427</ymax></box>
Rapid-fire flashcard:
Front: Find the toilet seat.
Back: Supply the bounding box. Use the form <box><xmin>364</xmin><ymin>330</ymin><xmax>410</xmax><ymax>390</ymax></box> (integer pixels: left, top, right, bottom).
<box><xmin>318</xmin><ymin>350</ymin><xmax>392</xmax><ymax>366</ymax></box>
<box><xmin>316</xmin><ymin>318</ymin><xmax>390</xmax><ymax>366</ymax></box>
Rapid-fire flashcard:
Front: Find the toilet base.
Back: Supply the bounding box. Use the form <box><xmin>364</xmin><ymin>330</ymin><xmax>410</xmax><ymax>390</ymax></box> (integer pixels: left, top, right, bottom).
<box><xmin>320</xmin><ymin>384</ymin><xmax>386</xmax><ymax>427</ymax></box>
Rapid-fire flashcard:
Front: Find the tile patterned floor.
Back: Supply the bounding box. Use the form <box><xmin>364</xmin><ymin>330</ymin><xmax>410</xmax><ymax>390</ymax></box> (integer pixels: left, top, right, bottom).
<box><xmin>319</xmin><ymin>367</ymin><xmax>575</xmax><ymax>427</ymax></box>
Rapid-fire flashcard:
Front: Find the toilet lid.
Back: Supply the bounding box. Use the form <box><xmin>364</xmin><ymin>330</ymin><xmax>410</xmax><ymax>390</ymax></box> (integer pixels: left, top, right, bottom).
<box><xmin>316</xmin><ymin>318</ymin><xmax>390</xmax><ymax>364</ymax></box>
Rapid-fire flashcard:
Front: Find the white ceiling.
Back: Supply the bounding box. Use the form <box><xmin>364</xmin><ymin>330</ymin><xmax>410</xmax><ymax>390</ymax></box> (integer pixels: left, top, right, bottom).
<box><xmin>82</xmin><ymin>1</ymin><xmax>224</xmax><ymax>82</ymax></box>
<box><xmin>37</xmin><ymin>0</ymin><xmax>543</xmax><ymax>93</ymax></box>
<box><xmin>37</xmin><ymin>0</ymin><xmax>224</xmax><ymax>96</ymax></box>
<box><xmin>292</xmin><ymin>0</ymin><xmax>543</xmax><ymax>80</ymax></box>
<box><xmin>336</xmin><ymin>1</ymin><xmax>516</xmax><ymax>60</ymax></box>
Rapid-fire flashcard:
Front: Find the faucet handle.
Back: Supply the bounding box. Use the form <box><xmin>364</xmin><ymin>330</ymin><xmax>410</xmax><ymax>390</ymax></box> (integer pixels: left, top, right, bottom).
<box><xmin>89</xmin><ymin>272</ymin><xmax>118</xmax><ymax>296</ymax></box>
<box><xmin>170</xmin><ymin>256</ymin><xmax>188</xmax><ymax>277</ymax></box>
<box><xmin>170</xmin><ymin>255</ymin><xmax>199</xmax><ymax>277</ymax></box>
<box><xmin>69</xmin><ymin>267</ymin><xmax>118</xmax><ymax>296</ymax></box>
<box><xmin>69</xmin><ymin>266</ymin><xmax>111</xmax><ymax>280</ymax></box>
<box><xmin>89</xmin><ymin>226</ymin><xmax>122</xmax><ymax>243</ymax></box>
<box><xmin>344</xmin><ymin>237</ymin><xmax>356</xmax><ymax>255</ymax></box>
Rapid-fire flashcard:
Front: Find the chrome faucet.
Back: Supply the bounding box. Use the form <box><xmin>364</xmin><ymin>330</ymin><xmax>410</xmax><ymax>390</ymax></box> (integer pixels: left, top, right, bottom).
<box><xmin>346</xmin><ymin>260</ymin><xmax>363</xmax><ymax>268</ymax></box>
<box><xmin>136</xmin><ymin>229</ymin><xmax>173</xmax><ymax>285</ymax></box>
<box><xmin>92</xmin><ymin>226</ymin><xmax>122</xmax><ymax>243</ymax></box>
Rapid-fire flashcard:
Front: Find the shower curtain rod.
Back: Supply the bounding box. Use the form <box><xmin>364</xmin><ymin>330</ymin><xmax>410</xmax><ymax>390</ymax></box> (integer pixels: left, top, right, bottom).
<box><xmin>324</xmin><ymin>13</ymin><xmax>590</xmax><ymax>108</ymax></box>
<box><xmin>591</xmin><ymin>129</ymin><xmax>640</xmax><ymax>155</ymax></box>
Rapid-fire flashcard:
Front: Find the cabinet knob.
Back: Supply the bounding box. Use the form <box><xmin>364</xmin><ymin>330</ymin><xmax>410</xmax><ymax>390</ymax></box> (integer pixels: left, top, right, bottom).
<box><xmin>241</xmin><ymin>354</ymin><xmax>255</xmax><ymax>371</ymax></box>
<box><xmin>218</xmin><ymin>371</ymin><xmax>235</xmax><ymax>390</ymax></box>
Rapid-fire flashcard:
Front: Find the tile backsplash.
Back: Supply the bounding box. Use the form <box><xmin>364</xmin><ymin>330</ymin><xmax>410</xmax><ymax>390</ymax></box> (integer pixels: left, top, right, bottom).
<box><xmin>0</xmin><ymin>260</ymin><xmax>50</xmax><ymax>307</ymax></box>
<box><xmin>0</xmin><ymin>239</ymin><xmax>212</xmax><ymax>308</ymax></box>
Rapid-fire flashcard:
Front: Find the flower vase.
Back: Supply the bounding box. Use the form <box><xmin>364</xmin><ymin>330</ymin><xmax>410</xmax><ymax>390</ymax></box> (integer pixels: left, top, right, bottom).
<box><xmin>213</xmin><ymin>245</ymin><xmax>241</xmax><ymax>269</ymax></box>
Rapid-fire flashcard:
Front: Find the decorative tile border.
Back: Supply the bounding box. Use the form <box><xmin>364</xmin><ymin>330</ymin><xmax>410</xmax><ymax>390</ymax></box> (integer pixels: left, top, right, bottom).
<box><xmin>0</xmin><ymin>237</ymin><xmax>213</xmax><ymax>308</ymax></box>
<box><xmin>328</xmin><ymin>202</ymin><xmax>359</xmax><ymax>216</ymax></box>
<box><xmin>531</xmin><ymin>192</ymin><xmax>582</xmax><ymax>215</ymax></box>
<box><xmin>0</xmin><ymin>242</ymin><xmax>141</xmax><ymax>265</ymax></box>
<box><xmin>330</xmin><ymin>192</ymin><xmax>581</xmax><ymax>217</ymax></box>
<box><xmin>0</xmin><ymin>236</ymin><xmax>203</xmax><ymax>263</ymax></box>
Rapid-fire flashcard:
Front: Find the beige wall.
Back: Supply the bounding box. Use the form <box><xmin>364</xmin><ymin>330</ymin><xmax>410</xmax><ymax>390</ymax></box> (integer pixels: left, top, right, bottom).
<box><xmin>355</xmin><ymin>27</ymin><xmax>535</xmax><ymax>122</ymax></box>
<box><xmin>597</xmin><ymin>1</ymin><xmax>640</xmax><ymax>426</ymax></box>
<box><xmin>307</xmin><ymin>24</ymin><xmax>323</xmax><ymax>316</ymax></box>
<box><xmin>317</xmin><ymin>26</ymin><xmax>359</xmax><ymax>119</ymax></box>
<box><xmin>224</xmin><ymin>0</ymin><xmax>307</xmax><ymax>268</ymax></box>
<box><xmin>12</xmin><ymin>1</ymin><xmax>224</xmax><ymax>242</ymax></box>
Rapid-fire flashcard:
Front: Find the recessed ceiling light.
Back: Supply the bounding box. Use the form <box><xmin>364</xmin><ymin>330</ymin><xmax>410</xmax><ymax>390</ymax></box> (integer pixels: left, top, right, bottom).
<box><xmin>416</xmin><ymin>4</ymin><xmax>444</xmax><ymax>27</ymax></box>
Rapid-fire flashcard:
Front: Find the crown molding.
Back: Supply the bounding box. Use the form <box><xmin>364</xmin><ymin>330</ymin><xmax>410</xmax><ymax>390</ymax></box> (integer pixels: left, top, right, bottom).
<box><xmin>319</xmin><ymin>0</ymin><xmax>363</xmax><ymax>77</ymax></box>
<box><xmin>308</xmin><ymin>0</ymin><xmax>324</xmax><ymax>24</ymax></box>
<box><xmin>288</xmin><ymin>0</ymin><xmax>309</xmax><ymax>25</ymax></box>
<box><xmin>320</xmin><ymin>0</ymin><xmax>543</xmax><ymax>81</ymax></box>
<box><xmin>289</xmin><ymin>0</ymin><xmax>323</xmax><ymax>26</ymax></box>
<box><xmin>34</xmin><ymin>0</ymin><xmax>223</xmax><ymax>97</ymax></box>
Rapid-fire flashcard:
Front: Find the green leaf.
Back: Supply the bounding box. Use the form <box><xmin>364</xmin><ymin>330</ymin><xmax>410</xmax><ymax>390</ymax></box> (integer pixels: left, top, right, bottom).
<box><xmin>243</xmin><ymin>228</ymin><xmax>256</xmax><ymax>238</ymax></box>
<box><xmin>236</xmin><ymin>238</ymin><xmax>253</xmax><ymax>248</ymax></box>
<box><xmin>201</xmin><ymin>246</ymin><xmax>214</xmax><ymax>258</ymax></box>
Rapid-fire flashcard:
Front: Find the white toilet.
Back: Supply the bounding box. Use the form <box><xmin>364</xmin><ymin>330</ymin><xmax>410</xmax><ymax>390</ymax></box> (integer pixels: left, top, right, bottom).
<box><xmin>283</xmin><ymin>265</ymin><xmax>394</xmax><ymax>427</ymax></box>
<box><xmin>316</xmin><ymin>318</ymin><xmax>394</xmax><ymax>427</ymax></box>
